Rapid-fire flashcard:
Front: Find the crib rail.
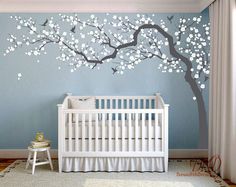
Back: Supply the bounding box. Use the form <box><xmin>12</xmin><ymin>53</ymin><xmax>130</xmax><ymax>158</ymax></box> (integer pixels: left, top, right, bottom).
<box><xmin>63</xmin><ymin>95</ymin><xmax>159</xmax><ymax>109</ymax></box>
<box><xmin>59</xmin><ymin>109</ymin><xmax>164</xmax><ymax>154</ymax></box>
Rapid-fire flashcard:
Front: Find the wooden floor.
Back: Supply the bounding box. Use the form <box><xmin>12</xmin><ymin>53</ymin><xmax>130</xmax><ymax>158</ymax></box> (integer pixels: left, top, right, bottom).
<box><xmin>0</xmin><ymin>158</ymin><xmax>235</xmax><ymax>186</ymax></box>
<box><xmin>0</xmin><ymin>159</ymin><xmax>16</xmax><ymax>172</ymax></box>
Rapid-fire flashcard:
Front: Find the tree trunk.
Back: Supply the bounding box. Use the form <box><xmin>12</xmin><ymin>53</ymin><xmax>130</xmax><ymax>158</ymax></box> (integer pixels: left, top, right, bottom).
<box><xmin>160</xmin><ymin>28</ymin><xmax>208</xmax><ymax>149</ymax></box>
<box><xmin>184</xmin><ymin>71</ymin><xmax>208</xmax><ymax>148</ymax></box>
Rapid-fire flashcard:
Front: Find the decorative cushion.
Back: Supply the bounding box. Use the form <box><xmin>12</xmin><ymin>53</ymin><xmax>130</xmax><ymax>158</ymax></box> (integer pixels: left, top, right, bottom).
<box><xmin>69</xmin><ymin>97</ymin><xmax>97</xmax><ymax>122</ymax></box>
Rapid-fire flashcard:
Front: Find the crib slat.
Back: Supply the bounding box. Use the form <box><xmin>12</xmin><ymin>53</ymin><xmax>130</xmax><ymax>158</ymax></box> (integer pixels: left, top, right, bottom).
<box><xmin>138</xmin><ymin>100</ymin><xmax>141</xmax><ymax>120</ymax></box>
<box><xmin>115</xmin><ymin>113</ymin><xmax>118</xmax><ymax>151</ymax></box>
<box><xmin>108</xmin><ymin>113</ymin><xmax>112</xmax><ymax>151</ymax></box>
<box><xmin>149</xmin><ymin>99</ymin><xmax>152</xmax><ymax>109</ymax></box>
<box><xmin>128</xmin><ymin>113</ymin><xmax>132</xmax><ymax>151</ymax></box>
<box><xmin>141</xmin><ymin>112</ymin><xmax>145</xmax><ymax>151</ymax></box>
<box><xmin>68</xmin><ymin>113</ymin><xmax>72</xmax><ymax>152</ymax></box>
<box><xmin>82</xmin><ymin>114</ymin><xmax>85</xmax><ymax>152</ymax></box>
<box><xmin>121</xmin><ymin>99</ymin><xmax>124</xmax><ymax>109</ymax></box>
<box><xmin>122</xmin><ymin>113</ymin><xmax>125</xmax><ymax>151</ymax></box>
<box><xmin>148</xmin><ymin>113</ymin><xmax>151</xmax><ymax>151</ymax></box>
<box><xmin>104</xmin><ymin>99</ymin><xmax>107</xmax><ymax>109</ymax></box>
<box><xmin>162</xmin><ymin>112</ymin><xmax>164</xmax><ymax>152</ymax></box>
<box><xmin>155</xmin><ymin>112</ymin><xmax>159</xmax><ymax>151</ymax></box>
<box><xmin>138</xmin><ymin>99</ymin><xmax>140</xmax><ymax>109</ymax></box>
<box><xmin>95</xmin><ymin>113</ymin><xmax>98</xmax><ymax>152</ymax></box>
<box><xmin>102</xmin><ymin>113</ymin><xmax>105</xmax><ymax>151</ymax></box>
<box><xmin>143</xmin><ymin>99</ymin><xmax>146</xmax><ymax>109</ymax></box>
<box><xmin>62</xmin><ymin>112</ymin><xmax>65</xmax><ymax>153</ymax></box>
<box><xmin>135</xmin><ymin>113</ymin><xmax>138</xmax><ymax>151</ymax></box>
<box><xmin>75</xmin><ymin>114</ymin><xmax>79</xmax><ymax>152</ymax></box>
<box><xmin>88</xmin><ymin>113</ymin><xmax>92</xmax><ymax>152</ymax></box>
<box><xmin>116</xmin><ymin>99</ymin><xmax>118</xmax><ymax>109</ymax></box>
<box><xmin>132</xmin><ymin>99</ymin><xmax>135</xmax><ymax>120</ymax></box>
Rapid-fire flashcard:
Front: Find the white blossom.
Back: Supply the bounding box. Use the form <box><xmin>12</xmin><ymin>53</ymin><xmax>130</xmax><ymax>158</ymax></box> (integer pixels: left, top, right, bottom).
<box><xmin>5</xmin><ymin>14</ymin><xmax>210</xmax><ymax>92</ymax></box>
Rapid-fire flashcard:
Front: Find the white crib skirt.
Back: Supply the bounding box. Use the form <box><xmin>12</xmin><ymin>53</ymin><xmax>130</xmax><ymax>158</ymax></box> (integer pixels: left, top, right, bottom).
<box><xmin>62</xmin><ymin>157</ymin><xmax>164</xmax><ymax>172</ymax></box>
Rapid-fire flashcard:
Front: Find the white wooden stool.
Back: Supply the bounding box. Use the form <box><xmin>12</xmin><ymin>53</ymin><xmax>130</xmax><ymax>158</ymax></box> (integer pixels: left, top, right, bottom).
<box><xmin>26</xmin><ymin>146</ymin><xmax>53</xmax><ymax>174</ymax></box>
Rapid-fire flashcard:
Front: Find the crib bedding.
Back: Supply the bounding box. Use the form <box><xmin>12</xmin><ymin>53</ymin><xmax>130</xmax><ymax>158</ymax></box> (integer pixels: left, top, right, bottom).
<box><xmin>62</xmin><ymin>157</ymin><xmax>164</xmax><ymax>172</ymax></box>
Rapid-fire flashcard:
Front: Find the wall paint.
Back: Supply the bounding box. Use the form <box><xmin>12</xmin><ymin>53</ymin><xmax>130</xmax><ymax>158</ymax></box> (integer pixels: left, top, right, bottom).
<box><xmin>0</xmin><ymin>10</ymin><xmax>209</xmax><ymax>149</ymax></box>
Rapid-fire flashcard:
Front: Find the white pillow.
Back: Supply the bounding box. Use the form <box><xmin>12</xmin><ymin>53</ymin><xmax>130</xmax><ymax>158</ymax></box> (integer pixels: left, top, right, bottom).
<box><xmin>69</xmin><ymin>97</ymin><xmax>97</xmax><ymax>122</ymax></box>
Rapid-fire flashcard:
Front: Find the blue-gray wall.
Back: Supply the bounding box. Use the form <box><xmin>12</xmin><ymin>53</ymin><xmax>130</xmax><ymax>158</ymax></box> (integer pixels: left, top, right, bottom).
<box><xmin>0</xmin><ymin>10</ymin><xmax>209</xmax><ymax>149</ymax></box>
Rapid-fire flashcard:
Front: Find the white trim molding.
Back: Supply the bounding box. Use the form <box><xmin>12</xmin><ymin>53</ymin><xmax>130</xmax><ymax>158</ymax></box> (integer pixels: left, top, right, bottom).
<box><xmin>0</xmin><ymin>0</ymin><xmax>212</xmax><ymax>13</ymax></box>
<box><xmin>0</xmin><ymin>149</ymin><xmax>208</xmax><ymax>159</ymax></box>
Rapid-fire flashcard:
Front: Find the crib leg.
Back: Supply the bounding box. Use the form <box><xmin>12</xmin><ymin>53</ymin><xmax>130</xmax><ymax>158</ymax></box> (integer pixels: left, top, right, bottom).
<box><xmin>58</xmin><ymin>155</ymin><xmax>62</xmax><ymax>173</ymax></box>
<box><xmin>164</xmin><ymin>157</ymin><xmax>168</xmax><ymax>172</ymax></box>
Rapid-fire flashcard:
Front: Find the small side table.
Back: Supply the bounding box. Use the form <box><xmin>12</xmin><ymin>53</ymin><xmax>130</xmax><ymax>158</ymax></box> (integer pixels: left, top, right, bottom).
<box><xmin>26</xmin><ymin>146</ymin><xmax>53</xmax><ymax>174</ymax></box>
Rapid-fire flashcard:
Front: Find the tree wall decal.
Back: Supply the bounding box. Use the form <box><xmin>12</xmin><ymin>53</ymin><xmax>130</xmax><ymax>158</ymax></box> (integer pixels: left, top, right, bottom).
<box><xmin>4</xmin><ymin>14</ymin><xmax>210</xmax><ymax>148</ymax></box>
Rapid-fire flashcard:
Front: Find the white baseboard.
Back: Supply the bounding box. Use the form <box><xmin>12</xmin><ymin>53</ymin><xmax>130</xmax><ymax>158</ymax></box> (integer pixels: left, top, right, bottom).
<box><xmin>0</xmin><ymin>149</ymin><xmax>208</xmax><ymax>159</ymax></box>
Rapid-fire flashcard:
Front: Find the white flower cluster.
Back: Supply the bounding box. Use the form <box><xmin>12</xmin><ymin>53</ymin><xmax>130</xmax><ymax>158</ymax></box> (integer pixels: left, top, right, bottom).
<box><xmin>173</xmin><ymin>16</ymin><xmax>210</xmax><ymax>97</ymax></box>
<box><xmin>5</xmin><ymin>14</ymin><xmax>210</xmax><ymax>90</ymax></box>
<box><xmin>4</xmin><ymin>16</ymin><xmax>60</xmax><ymax>58</ymax></box>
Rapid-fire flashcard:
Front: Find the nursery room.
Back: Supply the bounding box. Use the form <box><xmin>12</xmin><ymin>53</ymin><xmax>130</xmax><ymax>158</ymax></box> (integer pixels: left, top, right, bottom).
<box><xmin>0</xmin><ymin>0</ymin><xmax>235</xmax><ymax>186</ymax></box>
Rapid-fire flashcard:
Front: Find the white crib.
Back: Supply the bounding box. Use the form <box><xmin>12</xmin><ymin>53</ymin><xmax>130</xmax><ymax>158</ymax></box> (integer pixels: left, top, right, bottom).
<box><xmin>57</xmin><ymin>93</ymin><xmax>169</xmax><ymax>172</ymax></box>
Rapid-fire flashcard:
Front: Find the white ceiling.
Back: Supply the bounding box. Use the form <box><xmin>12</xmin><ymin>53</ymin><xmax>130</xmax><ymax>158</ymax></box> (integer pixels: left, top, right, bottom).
<box><xmin>0</xmin><ymin>0</ymin><xmax>215</xmax><ymax>13</ymax></box>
